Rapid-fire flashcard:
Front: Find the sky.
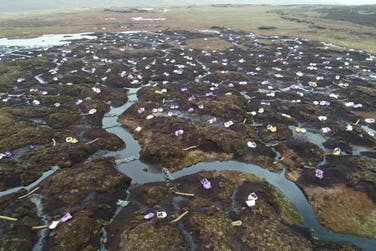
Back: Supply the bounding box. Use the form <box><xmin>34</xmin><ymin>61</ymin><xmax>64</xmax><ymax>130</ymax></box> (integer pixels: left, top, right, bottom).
<box><xmin>0</xmin><ymin>0</ymin><xmax>375</xmax><ymax>12</ymax></box>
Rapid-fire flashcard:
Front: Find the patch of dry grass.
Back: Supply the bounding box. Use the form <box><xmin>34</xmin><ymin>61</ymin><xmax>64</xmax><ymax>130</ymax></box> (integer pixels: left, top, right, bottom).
<box><xmin>269</xmin><ymin>5</ymin><xmax>376</xmax><ymax>53</ymax></box>
<box><xmin>185</xmin><ymin>37</ymin><xmax>232</xmax><ymax>50</ymax></box>
<box><xmin>0</xmin><ymin>5</ymin><xmax>374</xmax><ymax>53</ymax></box>
<box><xmin>305</xmin><ymin>184</ymin><xmax>376</xmax><ymax>238</ymax></box>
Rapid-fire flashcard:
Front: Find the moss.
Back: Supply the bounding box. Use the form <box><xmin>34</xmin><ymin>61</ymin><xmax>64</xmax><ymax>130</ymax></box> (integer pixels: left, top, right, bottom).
<box><xmin>232</xmin><ymin>138</ymin><xmax>248</xmax><ymax>156</ymax></box>
<box><xmin>0</xmin><ymin>125</ymin><xmax>52</xmax><ymax>152</ymax></box>
<box><xmin>82</xmin><ymin>246</ymin><xmax>97</xmax><ymax>251</ymax></box>
<box><xmin>137</xmin><ymin>87</ymin><xmax>167</xmax><ymax>103</ymax></box>
<box><xmin>0</xmin><ymin>166</ymin><xmax>21</xmax><ymax>190</ymax></box>
<box><xmin>254</xmin><ymin>155</ymin><xmax>274</xmax><ymax>168</ymax></box>
<box><xmin>199</xmin><ymin>99</ymin><xmax>247</xmax><ymax>121</ymax></box>
<box><xmin>216</xmin><ymin>178</ymin><xmax>236</xmax><ymax>205</ymax></box>
<box><xmin>40</xmin><ymin>158</ymin><xmax>131</xmax><ymax>207</ymax></box>
<box><xmin>237</xmin><ymin>123</ymin><xmax>260</xmax><ymax>141</ymax></box>
<box><xmin>175</xmin><ymin>151</ymin><xmax>232</xmax><ymax>172</ymax></box>
<box><xmin>353</xmin><ymin>86</ymin><xmax>376</xmax><ymax>98</ymax></box>
<box><xmin>15</xmin><ymin>56</ymin><xmax>54</xmax><ymax>69</ymax></box>
<box><xmin>0</xmin><ymin>57</ymin><xmax>53</xmax><ymax>88</ymax></box>
<box><xmin>202</xmin><ymin>171</ymin><xmax>266</xmax><ymax>205</ymax></box>
<box><xmin>123</xmin><ymin>91</ymin><xmax>258</xmax><ymax>170</ymax></box>
<box><xmin>62</xmin><ymin>58</ymin><xmax>84</xmax><ymax>69</ymax></box>
<box><xmin>190</xmin><ymin>211</ymin><xmax>236</xmax><ymax>250</ymax></box>
<box><xmin>106</xmin><ymin>49</ymin><xmax>162</xmax><ymax>59</ymax></box>
<box><xmin>47</xmin><ymin>113</ymin><xmax>81</xmax><ymax>129</ymax></box>
<box><xmin>2</xmin><ymin>238</ymin><xmax>34</xmax><ymax>251</ymax></box>
<box><xmin>68</xmin><ymin>144</ymin><xmax>96</xmax><ymax>165</ymax></box>
<box><xmin>178</xmin><ymin>151</ymin><xmax>207</xmax><ymax>169</ymax></box>
<box><xmin>0</xmin><ymin>199</ymin><xmax>39</xmax><ymax>250</ymax></box>
<box><xmin>22</xmin><ymin>144</ymin><xmax>71</xmax><ymax>171</ymax></box>
<box><xmin>120</xmin><ymin>222</ymin><xmax>185</xmax><ymax>251</ymax></box>
<box><xmin>113</xmin><ymin>170</ymin><xmax>352</xmax><ymax>250</ymax></box>
<box><xmin>210</xmin><ymin>70</ymin><xmax>249</xmax><ymax>82</ymax></box>
<box><xmin>0</xmin><ymin>110</ymin><xmax>25</xmax><ymax>137</ymax></box>
<box><xmin>141</xmin><ymin>134</ymin><xmax>185</xmax><ymax>168</ymax></box>
<box><xmin>259</xmin><ymin>126</ymin><xmax>293</xmax><ymax>142</ymax></box>
<box><xmin>201</xmin><ymin>171</ymin><xmax>302</xmax><ymax>224</ymax></box>
<box><xmin>0</xmin><ymin>63</ymin><xmax>22</xmax><ymax>87</ymax></box>
<box><xmin>83</xmin><ymin>129</ymin><xmax>124</xmax><ymax>150</ymax></box>
<box><xmin>199</xmin><ymin>127</ymin><xmax>248</xmax><ymax>156</ymax></box>
<box><xmin>269</xmin><ymin>162</ymin><xmax>283</xmax><ymax>172</ymax></box>
<box><xmin>38</xmin><ymin>94</ymin><xmax>80</xmax><ymax>110</ymax></box>
<box><xmin>59</xmin><ymin>215</ymin><xmax>100</xmax><ymax>251</ymax></box>
<box><xmin>241</xmin><ymin>215</ymin><xmax>312</xmax><ymax>250</ymax></box>
<box><xmin>0</xmin><ymin>61</ymin><xmax>18</xmax><ymax>75</ymax></box>
<box><xmin>20</xmin><ymin>171</ymin><xmax>42</xmax><ymax>186</ymax></box>
<box><xmin>144</xmin><ymin>185</ymin><xmax>172</xmax><ymax>206</ymax></box>
<box><xmin>21</xmin><ymin>215</ymin><xmax>39</xmax><ymax>227</ymax></box>
<box><xmin>272</xmin><ymin>189</ymin><xmax>303</xmax><ymax>224</ymax></box>
<box><xmin>2</xmin><ymin>107</ymin><xmax>51</xmax><ymax>118</ymax></box>
<box><xmin>57</xmin><ymin>84</ymin><xmax>100</xmax><ymax>100</ymax></box>
<box><xmin>185</xmin><ymin>37</ymin><xmax>232</xmax><ymax>50</ymax></box>
<box><xmin>306</xmin><ymin>185</ymin><xmax>376</xmax><ymax>238</ymax></box>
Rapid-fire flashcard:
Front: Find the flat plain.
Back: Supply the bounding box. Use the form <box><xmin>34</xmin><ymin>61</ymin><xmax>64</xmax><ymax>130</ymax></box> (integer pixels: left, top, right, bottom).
<box><xmin>0</xmin><ymin>5</ymin><xmax>375</xmax><ymax>52</ymax></box>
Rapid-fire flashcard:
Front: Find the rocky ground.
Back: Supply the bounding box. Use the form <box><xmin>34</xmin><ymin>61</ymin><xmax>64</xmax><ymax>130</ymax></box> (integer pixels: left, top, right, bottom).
<box><xmin>0</xmin><ymin>28</ymin><xmax>375</xmax><ymax>250</ymax></box>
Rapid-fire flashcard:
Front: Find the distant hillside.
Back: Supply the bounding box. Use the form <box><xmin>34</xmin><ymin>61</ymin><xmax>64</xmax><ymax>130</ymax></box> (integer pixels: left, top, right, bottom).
<box><xmin>0</xmin><ymin>0</ymin><xmax>375</xmax><ymax>12</ymax></box>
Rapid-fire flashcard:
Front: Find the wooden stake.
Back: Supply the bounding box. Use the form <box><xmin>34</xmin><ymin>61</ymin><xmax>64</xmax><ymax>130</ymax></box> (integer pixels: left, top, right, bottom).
<box><xmin>18</xmin><ymin>187</ymin><xmax>40</xmax><ymax>199</ymax></box>
<box><xmin>86</xmin><ymin>138</ymin><xmax>100</xmax><ymax>145</ymax></box>
<box><xmin>170</xmin><ymin>211</ymin><xmax>189</xmax><ymax>223</ymax></box>
<box><xmin>231</xmin><ymin>220</ymin><xmax>242</xmax><ymax>226</ymax></box>
<box><xmin>32</xmin><ymin>225</ymin><xmax>49</xmax><ymax>230</ymax></box>
<box><xmin>183</xmin><ymin>146</ymin><xmax>197</xmax><ymax>151</ymax></box>
<box><xmin>174</xmin><ymin>192</ymin><xmax>194</xmax><ymax>197</ymax></box>
<box><xmin>0</xmin><ymin>215</ymin><xmax>18</xmax><ymax>221</ymax></box>
<box><xmin>52</xmin><ymin>138</ymin><xmax>56</xmax><ymax>147</ymax></box>
<box><xmin>280</xmin><ymin>152</ymin><xmax>294</xmax><ymax>162</ymax></box>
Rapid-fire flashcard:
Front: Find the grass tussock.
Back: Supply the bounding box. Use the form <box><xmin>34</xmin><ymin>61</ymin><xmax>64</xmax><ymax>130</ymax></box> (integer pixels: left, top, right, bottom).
<box><xmin>306</xmin><ymin>185</ymin><xmax>376</xmax><ymax>238</ymax></box>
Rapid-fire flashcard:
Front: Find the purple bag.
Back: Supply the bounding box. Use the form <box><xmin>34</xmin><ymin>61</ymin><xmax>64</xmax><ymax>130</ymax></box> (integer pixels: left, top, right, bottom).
<box><xmin>144</xmin><ymin>212</ymin><xmax>155</xmax><ymax>220</ymax></box>
<box><xmin>60</xmin><ymin>213</ymin><xmax>73</xmax><ymax>223</ymax></box>
<box><xmin>4</xmin><ymin>151</ymin><xmax>12</xmax><ymax>158</ymax></box>
<box><xmin>315</xmin><ymin>169</ymin><xmax>324</xmax><ymax>179</ymax></box>
<box><xmin>201</xmin><ymin>178</ymin><xmax>212</xmax><ymax>190</ymax></box>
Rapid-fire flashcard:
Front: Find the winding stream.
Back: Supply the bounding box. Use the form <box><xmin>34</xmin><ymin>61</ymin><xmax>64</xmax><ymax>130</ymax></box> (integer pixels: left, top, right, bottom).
<box><xmin>103</xmin><ymin>87</ymin><xmax>376</xmax><ymax>251</ymax></box>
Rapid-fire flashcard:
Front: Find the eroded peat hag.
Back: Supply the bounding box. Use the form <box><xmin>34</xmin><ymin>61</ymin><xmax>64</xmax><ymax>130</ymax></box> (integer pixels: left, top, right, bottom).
<box><xmin>0</xmin><ymin>28</ymin><xmax>375</xmax><ymax>250</ymax></box>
